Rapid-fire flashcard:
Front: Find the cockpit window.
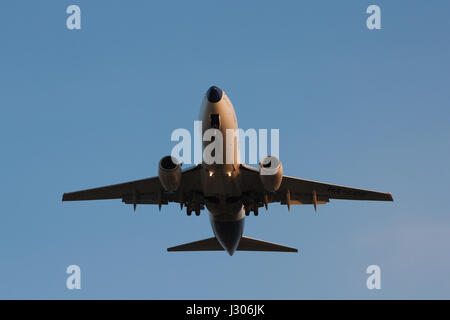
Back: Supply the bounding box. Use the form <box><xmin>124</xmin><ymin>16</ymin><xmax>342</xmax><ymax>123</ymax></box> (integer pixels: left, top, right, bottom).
<box><xmin>210</xmin><ymin>114</ymin><xmax>220</xmax><ymax>129</ymax></box>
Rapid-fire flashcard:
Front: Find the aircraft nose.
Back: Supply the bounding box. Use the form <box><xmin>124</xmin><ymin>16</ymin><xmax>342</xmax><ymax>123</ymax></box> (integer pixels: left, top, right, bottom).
<box><xmin>206</xmin><ymin>86</ymin><xmax>223</xmax><ymax>103</ymax></box>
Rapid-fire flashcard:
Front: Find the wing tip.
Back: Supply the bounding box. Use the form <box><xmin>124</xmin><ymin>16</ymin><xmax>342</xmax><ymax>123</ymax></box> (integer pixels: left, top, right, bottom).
<box><xmin>62</xmin><ymin>192</ymin><xmax>75</xmax><ymax>202</ymax></box>
<box><xmin>388</xmin><ymin>192</ymin><xmax>394</xmax><ymax>202</ymax></box>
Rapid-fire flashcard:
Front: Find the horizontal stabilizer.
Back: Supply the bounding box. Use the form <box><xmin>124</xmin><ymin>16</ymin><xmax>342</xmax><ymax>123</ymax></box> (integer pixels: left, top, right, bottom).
<box><xmin>237</xmin><ymin>236</ymin><xmax>298</xmax><ymax>252</ymax></box>
<box><xmin>167</xmin><ymin>236</ymin><xmax>298</xmax><ymax>253</ymax></box>
<box><xmin>167</xmin><ymin>237</ymin><xmax>223</xmax><ymax>252</ymax></box>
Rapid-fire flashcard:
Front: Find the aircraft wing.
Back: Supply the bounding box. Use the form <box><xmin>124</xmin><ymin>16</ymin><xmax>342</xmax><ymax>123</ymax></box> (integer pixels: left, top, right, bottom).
<box><xmin>239</xmin><ymin>164</ymin><xmax>393</xmax><ymax>210</ymax></box>
<box><xmin>62</xmin><ymin>165</ymin><xmax>203</xmax><ymax>210</ymax></box>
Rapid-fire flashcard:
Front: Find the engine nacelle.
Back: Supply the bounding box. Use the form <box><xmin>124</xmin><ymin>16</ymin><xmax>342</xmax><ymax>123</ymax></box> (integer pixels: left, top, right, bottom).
<box><xmin>259</xmin><ymin>156</ymin><xmax>283</xmax><ymax>192</ymax></box>
<box><xmin>158</xmin><ymin>156</ymin><xmax>181</xmax><ymax>192</ymax></box>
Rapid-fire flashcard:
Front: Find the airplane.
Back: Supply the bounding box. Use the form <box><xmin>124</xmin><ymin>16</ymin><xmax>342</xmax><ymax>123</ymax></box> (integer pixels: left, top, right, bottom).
<box><xmin>62</xmin><ymin>85</ymin><xmax>393</xmax><ymax>256</ymax></box>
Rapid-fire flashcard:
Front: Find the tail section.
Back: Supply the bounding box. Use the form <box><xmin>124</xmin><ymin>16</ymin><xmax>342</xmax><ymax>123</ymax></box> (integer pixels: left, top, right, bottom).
<box><xmin>237</xmin><ymin>236</ymin><xmax>298</xmax><ymax>252</ymax></box>
<box><xmin>167</xmin><ymin>236</ymin><xmax>298</xmax><ymax>253</ymax></box>
<box><xmin>167</xmin><ymin>237</ymin><xmax>223</xmax><ymax>252</ymax></box>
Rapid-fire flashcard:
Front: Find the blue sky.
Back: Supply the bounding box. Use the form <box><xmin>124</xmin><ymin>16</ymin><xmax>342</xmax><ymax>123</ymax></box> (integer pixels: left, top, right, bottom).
<box><xmin>0</xmin><ymin>1</ymin><xmax>449</xmax><ymax>299</ymax></box>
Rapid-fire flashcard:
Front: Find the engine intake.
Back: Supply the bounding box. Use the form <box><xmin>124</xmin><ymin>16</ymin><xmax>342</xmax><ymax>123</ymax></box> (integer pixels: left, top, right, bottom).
<box><xmin>259</xmin><ymin>156</ymin><xmax>283</xmax><ymax>192</ymax></box>
<box><xmin>158</xmin><ymin>156</ymin><xmax>181</xmax><ymax>192</ymax></box>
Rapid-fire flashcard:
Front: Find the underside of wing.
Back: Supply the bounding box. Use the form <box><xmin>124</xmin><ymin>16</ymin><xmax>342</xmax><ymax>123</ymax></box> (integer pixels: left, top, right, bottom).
<box><xmin>62</xmin><ymin>165</ymin><xmax>203</xmax><ymax>211</ymax></box>
<box><xmin>281</xmin><ymin>175</ymin><xmax>393</xmax><ymax>202</ymax></box>
<box><xmin>239</xmin><ymin>164</ymin><xmax>393</xmax><ymax>212</ymax></box>
<box><xmin>62</xmin><ymin>176</ymin><xmax>161</xmax><ymax>201</ymax></box>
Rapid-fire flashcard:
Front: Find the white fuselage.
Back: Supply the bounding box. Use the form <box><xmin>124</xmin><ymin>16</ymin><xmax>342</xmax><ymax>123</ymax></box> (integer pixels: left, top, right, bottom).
<box><xmin>200</xmin><ymin>88</ymin><xmax>245</xmax><ymax>220</ymax></box>
<box><xmin>199</xmin><ymin>86</ymin><xmax>246</xmax><ymax>254</ymax></box>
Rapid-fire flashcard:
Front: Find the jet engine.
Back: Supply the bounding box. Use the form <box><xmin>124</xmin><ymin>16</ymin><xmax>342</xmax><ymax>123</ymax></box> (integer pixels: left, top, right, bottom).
<box><xmin>158</xmin><ymin>156</ymin><xmax>181</xmax><ymax>192</ymax></box>
<box><xmin>259</xmin><ymin>156</ymin><xmax>283</xmax><ymax>192</ymax></box>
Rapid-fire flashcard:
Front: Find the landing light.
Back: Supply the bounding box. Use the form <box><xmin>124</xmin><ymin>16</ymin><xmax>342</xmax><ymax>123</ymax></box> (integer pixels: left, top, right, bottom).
<box><xmin>226</xmin><ymin>172</ymin><xmax>232</xmax><ymax>177</ymax></box>
<box><xmin>209</xmin><ymin>171</ymin><xmax>214</xmax><ymax>177</ymax></box>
